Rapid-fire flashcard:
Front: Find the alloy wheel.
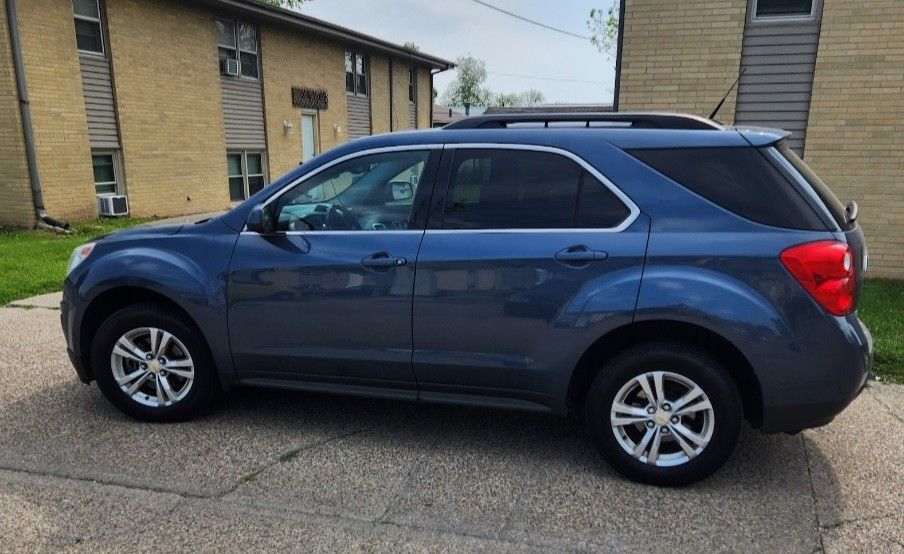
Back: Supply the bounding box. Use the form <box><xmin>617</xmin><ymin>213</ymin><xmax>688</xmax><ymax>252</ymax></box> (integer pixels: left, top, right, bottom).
<box><xmin>610</xmin><ymin>371</ymin><xmax>715</xmax><ymax>467</ymax></box>
<box><xmin>110</xmin><ymin>327</ymin><xmax>195</xmax><ymax>408</ymax></box>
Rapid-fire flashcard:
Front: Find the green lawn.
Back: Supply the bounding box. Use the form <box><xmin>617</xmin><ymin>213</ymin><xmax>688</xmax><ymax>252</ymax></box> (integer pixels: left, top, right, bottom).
<box><xmin>0</xmin><ymin>222</ymin><xmax>901</xmax><ymax>382</ymax></box>
<box><xmin>0</xmin><ymin>218</ymin><xmax>149</xmax><ymax>305</ymax></box>
<box><xmin>859</xmin><ymin>279</ymin><xmax>904</xmax><ymax>384</ymax></box>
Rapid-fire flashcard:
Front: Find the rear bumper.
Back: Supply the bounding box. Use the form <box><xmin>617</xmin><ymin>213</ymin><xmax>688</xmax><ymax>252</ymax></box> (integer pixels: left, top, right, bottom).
<box><xmin>760</xmin><ymin>316</ymin><xmax>872</xmax><ymax>433</ymax></box>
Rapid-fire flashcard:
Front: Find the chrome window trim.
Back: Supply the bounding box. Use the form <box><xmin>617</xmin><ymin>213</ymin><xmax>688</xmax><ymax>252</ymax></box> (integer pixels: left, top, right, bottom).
<box><xmin>763</xmin><ymin>146</ymin><xmax>840</xmax><ymax>233</ymax></box>
<box><xmin>246</xmin><ymin>142</ymin><xmax>639</xmax><ymax>235</ymax></box>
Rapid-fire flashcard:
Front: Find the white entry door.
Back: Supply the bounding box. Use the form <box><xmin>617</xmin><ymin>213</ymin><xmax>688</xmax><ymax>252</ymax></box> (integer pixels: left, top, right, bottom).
<box><xmin>301</xmin><ymin>111</ymin><xmax>318</xmax><ymax>163</ymax></box>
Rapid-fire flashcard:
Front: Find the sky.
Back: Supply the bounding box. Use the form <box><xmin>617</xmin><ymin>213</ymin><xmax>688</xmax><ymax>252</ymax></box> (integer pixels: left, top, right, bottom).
<box><xmin>294</xmin><ymin>0</ymin><xmax>616</xmax><ymax>105</ymax></box>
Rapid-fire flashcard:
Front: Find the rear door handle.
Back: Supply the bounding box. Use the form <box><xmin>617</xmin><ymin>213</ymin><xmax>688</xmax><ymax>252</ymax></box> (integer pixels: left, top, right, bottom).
<box><xmin>361</xmin><ymin>251</ymin><xmax>407</xmax><ymax>269</ymax></box>
<box><xmin>555</xmin><ymin>245</ymin><xmax>608</xmax><ymax>265</ymax></box>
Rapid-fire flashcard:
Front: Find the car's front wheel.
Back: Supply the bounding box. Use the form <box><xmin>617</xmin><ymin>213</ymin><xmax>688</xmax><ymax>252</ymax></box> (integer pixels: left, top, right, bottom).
<box><xmin>585</xmin><ymin>343</ymin><xmax>742</xmax><ymax>486</ymax></box>
<box><xmin>91</xmin><ymin>304</ymin><xmax>218</xmax><ymax>422</ymax></box>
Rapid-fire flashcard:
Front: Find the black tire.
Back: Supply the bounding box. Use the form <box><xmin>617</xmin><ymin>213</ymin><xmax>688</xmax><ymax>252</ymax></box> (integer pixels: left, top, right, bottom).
<box><xmin>91</xmin><ymin>304</ymin><xmax>219</xmax><ymax>422</ymax></box>
<box><xmin>585</xmin><ymin>342</ymin><xmax>742</xmax><ymax>486</ymax></box>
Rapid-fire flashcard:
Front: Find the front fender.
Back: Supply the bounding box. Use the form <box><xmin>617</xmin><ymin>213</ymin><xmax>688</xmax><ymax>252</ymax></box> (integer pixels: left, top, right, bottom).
<box><xmin>66</xmin><ymin>225</ymin><xmax>237</xmax><ymax>381</ymax></box>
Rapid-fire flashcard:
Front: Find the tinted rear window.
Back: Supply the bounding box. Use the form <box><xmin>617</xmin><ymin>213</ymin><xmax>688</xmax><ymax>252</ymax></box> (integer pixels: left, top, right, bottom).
<box><xmin>775</xmin><ymin>141</ymin><xmax>852</xmax><ymax>231</ymax></box>
<box><xmin>628</xmin><ymin>146</ymin><xmax>828</xmax><ymax>230</ymax></box>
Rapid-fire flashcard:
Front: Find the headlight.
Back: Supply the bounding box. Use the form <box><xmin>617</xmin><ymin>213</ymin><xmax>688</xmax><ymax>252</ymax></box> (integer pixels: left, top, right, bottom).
<box><xmin>67</xmin><ymin>242</ymin><xmax>96</xmax><ymax>275</ymax></box>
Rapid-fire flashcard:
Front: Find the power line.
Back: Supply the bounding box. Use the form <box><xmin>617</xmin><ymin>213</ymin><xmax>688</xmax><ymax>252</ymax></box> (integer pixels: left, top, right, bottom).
<box><xmin>487</xmin><ymin>71</ymin><xmax>603</xmax><ymax>85</ymax></box>
<box><xmin>469</xmin><ymin>0</ymin><xmax>592</xmax><ymax>40</ymax></box>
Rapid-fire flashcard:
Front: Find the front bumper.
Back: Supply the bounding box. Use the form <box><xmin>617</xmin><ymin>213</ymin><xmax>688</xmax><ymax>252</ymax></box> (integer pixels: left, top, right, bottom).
<box><xmin>60</xmin><ymin>284</ymin><xmax>91</xmax><ymax>384</ymax></box>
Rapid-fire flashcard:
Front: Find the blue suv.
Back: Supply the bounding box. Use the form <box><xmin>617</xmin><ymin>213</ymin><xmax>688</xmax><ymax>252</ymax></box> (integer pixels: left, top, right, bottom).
<box><xmin>61</xmin><ymin>113</ymin><xmax>871</xmax><ymax>485</ymax></box>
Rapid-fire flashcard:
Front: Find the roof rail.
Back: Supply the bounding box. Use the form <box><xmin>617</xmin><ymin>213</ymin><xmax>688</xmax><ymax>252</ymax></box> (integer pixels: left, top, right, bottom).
<box><xmin>443</xmin><ymin>112</ymin><xmax>722</xmax><ymax>130</ymax></box>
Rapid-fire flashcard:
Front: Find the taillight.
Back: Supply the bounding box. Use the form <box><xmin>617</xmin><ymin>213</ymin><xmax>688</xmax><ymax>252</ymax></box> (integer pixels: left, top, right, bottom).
<box><xmin>780</xmin><ymin>241</ymin><xmax>856</xmax><ymax>316</ymax></box>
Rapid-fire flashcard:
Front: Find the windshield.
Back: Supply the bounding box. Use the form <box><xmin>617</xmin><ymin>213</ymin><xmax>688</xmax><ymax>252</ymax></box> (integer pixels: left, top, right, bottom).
<box><xmin>775</xmin><ymin>141</ymin><xmax>853</xmax><ymax>231</ymax></box>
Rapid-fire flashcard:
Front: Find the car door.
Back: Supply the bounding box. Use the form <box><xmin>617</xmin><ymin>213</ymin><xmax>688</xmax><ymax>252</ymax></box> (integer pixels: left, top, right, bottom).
<box><xmin>412</xmin><ymin>146</ymin><xmax>649</xmax><ymax>410</ymax></box>
<box><xmin>228</xmin><ymin>147</ymin><xmax>440</xmax><ymax>393</ymax></box>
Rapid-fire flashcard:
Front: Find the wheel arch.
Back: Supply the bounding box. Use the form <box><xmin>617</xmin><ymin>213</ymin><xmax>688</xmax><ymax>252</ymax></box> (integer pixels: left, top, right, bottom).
<box><xmin>78</xmin><ymin>286</ymin><xmax>214</xmax><ymax>384</ymax></box>
<box><xmin>566</xmin><ymin>320</ymin><xmax>763</xmax><ymax>427</ymax></box>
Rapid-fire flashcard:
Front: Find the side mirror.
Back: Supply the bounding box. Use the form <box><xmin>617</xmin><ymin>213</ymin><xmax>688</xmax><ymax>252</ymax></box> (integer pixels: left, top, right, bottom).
<box><xmin>246</xmin><ymin>204</ymin><xmax>273</xmax><ymax>234</ymax></box>
<box><xmin>388</xmin><ymin>181</ymin><xmax>414</xmax><ymax>202</ymax></box>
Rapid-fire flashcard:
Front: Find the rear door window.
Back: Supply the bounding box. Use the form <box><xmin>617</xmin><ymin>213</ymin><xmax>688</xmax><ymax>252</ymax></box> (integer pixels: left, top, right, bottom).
<box><xmin>628</xmin><ymin>146</ymin><xmax>827</xmax><ymax>230</ymax></box>
<box><xmin>442</xmin><ymin>149</ymin><xmax>630</xmax><ymax>230</ymax></box>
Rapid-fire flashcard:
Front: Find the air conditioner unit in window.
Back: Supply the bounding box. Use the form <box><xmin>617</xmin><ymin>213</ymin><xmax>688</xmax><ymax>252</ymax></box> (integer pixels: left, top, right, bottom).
<box><xmin>97</xmin><ymin>194</ymin><xmax>129</xmax><ymax>217</ymax></box>
<box><xmin>220</xmin><ymin>57</ymin><xmax>240</xmax><ymax>77</ymax></box>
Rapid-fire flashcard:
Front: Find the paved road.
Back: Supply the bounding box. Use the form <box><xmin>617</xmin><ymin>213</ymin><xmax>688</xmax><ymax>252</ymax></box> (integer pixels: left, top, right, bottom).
<box><xmin>1</xmin><ymin>294</ymin><xmax>902</xmax><ymax>552</ymax></box>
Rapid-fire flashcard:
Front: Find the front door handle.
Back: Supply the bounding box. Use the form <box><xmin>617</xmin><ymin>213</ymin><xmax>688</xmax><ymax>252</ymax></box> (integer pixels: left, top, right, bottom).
<box><xmin>361</xmin><ymin>251</ymin><xmax>407</xmax><ymax>269</ymax></box>
<box><xmin>555</xmin><ymin>245</ymin><xmax>608</xmax><ymax>265</ymax></box>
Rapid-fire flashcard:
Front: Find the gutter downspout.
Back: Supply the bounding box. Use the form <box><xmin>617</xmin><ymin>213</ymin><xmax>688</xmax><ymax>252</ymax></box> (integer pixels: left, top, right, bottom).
<box><xmin>5</xmin><ymin>0</ymin><xmax>68</xmax><ymax>231</ymax></box>
<box><xmin>389</xmin><ymin>57</ymin><xmax>394</xmax><ymax>131</ymax></box>
<box><xmin>612</xmin><ymin>0</ymin><xmax>626</xmax><ymax>112</ymax></box>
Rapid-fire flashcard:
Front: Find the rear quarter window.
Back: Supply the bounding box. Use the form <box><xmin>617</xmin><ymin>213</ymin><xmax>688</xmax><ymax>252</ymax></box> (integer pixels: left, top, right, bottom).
<box><xmin>628</xmin><ymin>146</ymin><xmax>828</xmax><ymax>231</ymax></box>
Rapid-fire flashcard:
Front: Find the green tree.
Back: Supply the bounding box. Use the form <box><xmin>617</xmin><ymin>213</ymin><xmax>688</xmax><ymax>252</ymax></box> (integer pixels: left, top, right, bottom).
<box><xmin>588</xmin><ymin>1</ymin><xmax>619</xmax><ymax>59</ymax></box>
<box><xmin>519</xmin><ymin>89</ymin><xmax>545</xmax><ymax>106</ymax></box>
<box><xmin>439</xmin><ymin>55</ymin><xmax>492</xmax><ymax>107</ymax></box>
<box><xmin>402</xmin><ymin>41</ymin><xmax>421</xmax><ymax>52</ymax></box>
<box><xmin>494</xmin><ymin>92</ymin><xmax>523</xmax><ymax>107</ymax></box>
<box><xmin>260</xmin><ymin>0</ymin><xmax>309</xmax><ymax>9</ymax></box>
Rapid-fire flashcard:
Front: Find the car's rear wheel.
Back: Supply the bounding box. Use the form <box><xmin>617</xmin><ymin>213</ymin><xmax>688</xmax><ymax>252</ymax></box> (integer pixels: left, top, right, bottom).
<box><xmin>91</xmin><ymin>304</ymin><xmax>218</xmax><ymax>422</ymax></box>
<box><xmin>585</xmin><ymin>343</ymin><xmax>742</xmax><ymax>486</ymax></box>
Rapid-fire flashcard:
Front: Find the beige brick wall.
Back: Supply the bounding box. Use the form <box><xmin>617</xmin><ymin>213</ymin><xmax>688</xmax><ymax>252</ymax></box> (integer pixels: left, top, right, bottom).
<box><xmin>261</xmin><ymin>25</ymin><xmax>348</xmax><ymax>179</ymax></box>
<box><xmin>369</xmin><ymin>54</ymin><xmax>391</xmax><ymax>134</ymax></box>
<box><xmin>804</xmin><ymin>1</ymin><xmax>904</xmax><ymax>278</ymax></box>
<box><xmin>417</xmin><ymin>67</ymin><xmax>431</xmax><ymax>129</ymax></box>
<box><xmin>106</xmin><ymin>0</ymin><xmax>229</xmax><ymax>218</ymax></box>
<box><xmin>618</xmin><ymin>0</ymin><xmax>746</xmax><ymax>123</ymax></box>
<box><xmin>0</xmin><ymin>0</ymin><xmax>34</xmax><ymax>228</ymax></box>
<box><xmin>391</xmin><ymin>60</ymin><xmax>411</xmax><ymax>131</ymax></box>
<box><xmin>17</xmin><ymin>0</ymin><xmax>95</xmax><ymax>221</ymax></box>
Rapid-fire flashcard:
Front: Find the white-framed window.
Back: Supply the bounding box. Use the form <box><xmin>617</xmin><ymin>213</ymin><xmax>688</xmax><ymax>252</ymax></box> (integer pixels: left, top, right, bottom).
<box><xmin>92</xmin><ymin>150</ymin><xmax>121</xmax><ymax>195</ymax></box>
<box><xmin>408</xmin><ymin>67</ymin><xmax>416</xmax><ymax>103</ymax></box>
<box><xmin>752</xmin><ymin>0</ymin><xmax>816</xmax><ymax>20</ymax></box>
<box><xmin>228</xmin><ymin>151</ymin><xmax>267</xmax><ymax>202</ymax></box>
<box><xmin>216</xmin><ymin>18</ymin><xmax>259</xmax><ymax>79</ymax></box>
<box><xmin>72</xmin><ymin>0</ymin><xmax>104</xmax><ymax>55</ymax></box>
<box><xmin>345</xmin><ymin>51</ymin><xmax>368</xmax><ymax>96</ymax></box>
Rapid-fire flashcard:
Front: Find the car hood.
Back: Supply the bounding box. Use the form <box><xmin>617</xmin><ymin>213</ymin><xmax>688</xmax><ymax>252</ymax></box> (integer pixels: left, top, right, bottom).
<box><xmin>92</xmin><ymin>222</ymin><xmax>184</xmax><ymax>242</ymax></box>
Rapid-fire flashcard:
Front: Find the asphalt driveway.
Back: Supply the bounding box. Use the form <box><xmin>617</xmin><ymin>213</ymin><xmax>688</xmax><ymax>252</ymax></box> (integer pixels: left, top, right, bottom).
<box><xmin>1</xmin><ymin>293</ymin><xmax>902</xmax><ymax>552</ymax></box>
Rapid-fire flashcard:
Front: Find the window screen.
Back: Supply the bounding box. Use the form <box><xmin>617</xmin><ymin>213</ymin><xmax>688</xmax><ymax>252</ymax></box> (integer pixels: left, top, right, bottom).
<box><xmin>442</xmin><ymin>149</ymin><xmax>630</xmax><ymax>230</ymax></box>
<box><xmin>755</xmin><ymin>0</ymin><xmax>813</xmax><ymax>17</ymax></box>
<box><xmin>629</xmin><ymin>147</ymin><xmax>827</xmax><ymax>230</ymax></box>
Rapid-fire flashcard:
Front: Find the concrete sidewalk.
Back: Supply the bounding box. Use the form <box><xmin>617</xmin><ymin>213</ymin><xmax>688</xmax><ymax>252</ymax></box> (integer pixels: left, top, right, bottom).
<box><xmin>0</xmin><ymin>297</ymin><xmax>901</xmax><ymax>552</ymax></box>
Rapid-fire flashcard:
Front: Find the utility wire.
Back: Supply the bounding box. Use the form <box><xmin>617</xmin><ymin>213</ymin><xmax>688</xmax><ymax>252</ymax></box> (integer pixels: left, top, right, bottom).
<box><xmin>469</xmin><ymin>0</ymin><xmax>592</xmax><ymax>40</ymax></box>
<box><xmin>487</xmin><ymin>70</ymin><xmax>603</xmax><ymax>85</ymax></box>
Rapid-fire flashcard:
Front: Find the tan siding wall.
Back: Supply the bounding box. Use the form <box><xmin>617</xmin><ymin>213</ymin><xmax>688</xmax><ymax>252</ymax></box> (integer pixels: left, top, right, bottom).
<box><xmin>804</xmin><ymin>1</ymin><xmax>904</xmax><ymax>277</ymax></box>
<box><xmin>261</xmin><ymin>25</ymin><xmax>347</xmax><ymax>179</ymax></box>
<box><xmin>0</xmin><ymin>0</ymin><xmax>34</xmax><ymax>227</ymax></box>
<box><xmin>106</xmin><ymin>0</ymin><xmax>229</xmax><ymax>218</ymax></box>
<box><xmin>17</xmin><ymin>0</ymin><xmax>95</xmax><ymax>221</ymax></box>
<box><xmin>618</xmin><ymin>0</ymin><xmax>746</xmax><ymax>123</ymax></box>
<box><xmin>417</xmin><ymin>67</ymin><xmax>431</xmax><ymax>129</ymax></box>
<box><xmin>369</xmin><ymin>54</ymin><xmax>391</xmax><ymax>134</ymax></box>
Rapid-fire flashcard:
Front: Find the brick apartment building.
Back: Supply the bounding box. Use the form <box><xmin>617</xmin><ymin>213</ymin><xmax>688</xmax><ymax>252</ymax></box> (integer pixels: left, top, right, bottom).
<box><xmin>0</xmin><ymin>0</ymin><xmax>453</xmax><ymax>227</ymax></box>
<box><xmin>616</xmin><ymin>0</ymin><xmax>903</xmax><ymax>277</ymax></box>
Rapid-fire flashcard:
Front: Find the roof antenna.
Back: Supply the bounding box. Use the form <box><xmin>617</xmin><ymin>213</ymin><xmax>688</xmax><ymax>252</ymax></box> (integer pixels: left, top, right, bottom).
<box><xmin>709</xmin><ymin>66</ymin><xmax>747</xmax><ymax>121</ymax></box>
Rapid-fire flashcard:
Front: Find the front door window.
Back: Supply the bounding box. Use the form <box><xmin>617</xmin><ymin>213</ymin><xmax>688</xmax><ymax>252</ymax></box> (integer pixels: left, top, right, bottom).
<box><xmin>273</xmin><ymin>150</ymin><xmax>429</xmax><ymax>232</ymax></box>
